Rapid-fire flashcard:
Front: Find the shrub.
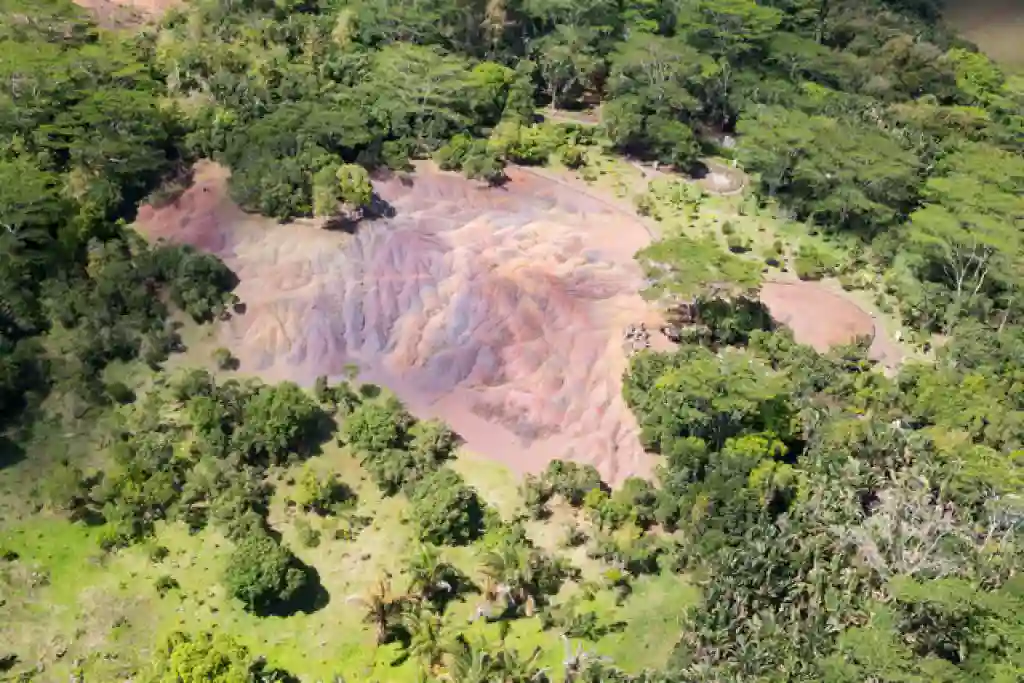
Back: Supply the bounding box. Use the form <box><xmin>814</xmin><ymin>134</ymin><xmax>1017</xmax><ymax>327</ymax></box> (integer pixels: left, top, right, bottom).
<box><xmin>541</xmin><ymin>460</ymin><xmax>603</xmax><ymax>506</ymax></box>
<box><xmin>721</xmin><ymin>221</ymin><xmax>735</xmax><ymax>235</ymax></box>
<box><xmin>212</xmin><ymin>347</ymin><xmax>236</xmax><ymax>371</ymax></box>
<box><xmin>154</xmin><ymin>574</ymin><xmax>179</xmax><ymax>597</ymax></box>
<box><xmin>223</xmin><ymin>530</ymin><xmax>306</xmax><ymax>613</ymax></box>
<box><xmin>795</xmin><ymin>254</ymin><xmax>825</xmax><ymax>281</ymax></box>
<box><xmin>559</xmin><ymin>144</ymin><xmax>587</xmax><ymax>169</ymax></box>
<box><xmin>340</xmin><ymin>400</ymin><xmax>413</xmax><ymax>454</ymax></box>
<box><xmin>408</xmin><ymin>419</ymin><xmax>458</xmax><ymax>465</ymax></box>
<box><xmin>772</xmin><ymin>239</ymin><xmax>785</xmax><ymax>255</ymax></box>
<box><xmin>233</xmin><ymin>382</ymin><xmax>322</xmax><ymax>465</ymax></box>
<box><xmin>149</xmin><ymin>545</ymin><xmax>170</xmax><ymax>564</ymax></box>
<box><xmin>462</xmin><ymin>142</ymin><xmax>506</xmax><ymax>185</ymax></box>
<box><xmin>408</xmin><ymin>468</ymin><xmax>486</xmax><ymax>545</ymax></box>
<box><xmin>106</xmin><ymin>381</ymin><xmax>135</xmax><ymax>405</ymax></box>
<box><xmin>294</xmin><ymin>467</ymin><xmax>353</xmax><ymax>514</ymax></box>
<box><xmin>634</xmin><ymin>192</ymin><xmax>655</xmax><ymax>217</ymax></box>
<box><xmin>726</xmin><ymin>235</ymin><xmax>749</xmax><ymax>253</ymax></box>
<box><xmin>434</xmin><ymin>134</ymin><xmax>473</xmax><ymax>171</ymax></box>
<box><xmin>521</xmin><ymin>474</ymin><xmax>551</xmax><ymax>519</ymax></box>
<box><xmin>294</xmin><ymin>518</ymin><xmax>321</xmax><ymax>548</ymax></box>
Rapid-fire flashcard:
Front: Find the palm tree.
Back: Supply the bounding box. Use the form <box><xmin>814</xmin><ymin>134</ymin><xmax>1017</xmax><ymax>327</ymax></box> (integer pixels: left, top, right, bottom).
<box><xmin>347</xmin><ymin>576</ymin><xmax>403</xmax><ymax>645</ymax></box>
<box><xmin>402</xmin><ymin>607</ymin><xmax>446</xmax><ymax>676</ymax></box>
<box><xmin>405</xmin><ymin>544</ymin><xmax>456</xmax><ymax>607</ymax></box>
<box><xmin>441</xmin><ymin>634</ymin><xmax>492</xmax><ymax>683</ymax></box>
<box><xmin>479</xmin><ymin>545</ymin><xmax>537</xmax><ymax>616</ymax></box>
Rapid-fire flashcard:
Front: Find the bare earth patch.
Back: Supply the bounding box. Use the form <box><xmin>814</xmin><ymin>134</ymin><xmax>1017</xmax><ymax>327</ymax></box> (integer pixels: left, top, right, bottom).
<box><xmin>71</xmin><ymin>0</ymin><xmax>179</xmax><ymax>28</ymax></box>
<box><xmin>760</xmin><ymin>279</ymin><xmax>903</xmax><ymax>367</ymax></box>
<box><xmin>136</xmin><ymin>162</ymin><xmax>665</xmax><ymax>484</ymax></box>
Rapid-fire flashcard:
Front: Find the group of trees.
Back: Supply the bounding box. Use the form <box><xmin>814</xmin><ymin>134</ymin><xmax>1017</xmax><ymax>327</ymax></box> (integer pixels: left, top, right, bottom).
<box><xmin>46</xmin><ymin>369</ymin><xmax>328</xmax><ymax>614</ymax></box>
<box><xmin>0</xmin><ymin>0</ymin><xmax>237</xmax><ymax>426</ymax></box>
<box><xmin>621</xmin><ymin>301</ymin><xmax>1024</xmax><ymax>681</ymax></box>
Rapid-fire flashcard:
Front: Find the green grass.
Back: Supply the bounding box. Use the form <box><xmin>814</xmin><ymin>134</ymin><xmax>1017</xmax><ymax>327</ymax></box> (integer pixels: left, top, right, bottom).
<box><xmin>0</xmin><ymin>379</ymin><xmax>700</xmax><ymax>681</ymax></box>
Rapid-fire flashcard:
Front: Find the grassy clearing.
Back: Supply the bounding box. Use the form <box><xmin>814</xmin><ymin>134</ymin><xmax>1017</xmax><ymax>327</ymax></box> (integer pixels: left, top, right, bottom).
<box><xmin>568</xmin><ymin>147</ymin><xmax>927</xmax><ymax>357</ymax></box>
<box><xmin>0</xmin><ymin>360</ymin><xmax>698</xmax><ymax>681</ymax></box>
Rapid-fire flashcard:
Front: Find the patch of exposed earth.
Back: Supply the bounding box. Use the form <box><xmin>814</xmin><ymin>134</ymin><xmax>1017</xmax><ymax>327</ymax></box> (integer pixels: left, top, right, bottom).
<box><xmin>137</xmin><ymin>162</ymin><xmax>671</xmax><ymax>483</ymax></box>
<box><xmin>72</xmin><ymin>0</ymin><xmax>178</xmax><ymax>27</ymax></box>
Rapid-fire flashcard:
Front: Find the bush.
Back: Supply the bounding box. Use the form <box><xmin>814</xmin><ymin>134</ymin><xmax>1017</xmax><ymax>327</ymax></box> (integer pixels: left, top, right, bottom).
<box><xmin>149</xmin><ymin>545</ymin><xmax>170</xmax><ymax>564</ymax></box>
<box><xmin>462</xmin><ymin>142</ymin><xmax>506</xmax><ymax>185</ymax></box>
<box><xmin>154</xmin><ymin>574</ymin><xmax>179</xmax><ymax>597</ymax></box>
<box><xmin>340</xmin><ymin>400</ymin><xmax>413</xmax><ymax>454</ymax></box>
<box><xmin>559</xmin><ymin>144</ymin><xmax>587</xmax><ymax>169</ymax></box>
<box><xmin>634</xmin><ymin>192</ymin><xmax>656</xmax><ymax>217</ymax></box>
<box><xmin>212</xmin><ymin>347</ymin><xmax>236</xmax><ymax>371</ymax></box>
<box><xmin>434</xmin><ymin>134</ymin><xmax>474</xmax><ymax>171</ymax></box>
<box><xmin>795</xmin><ymin>254</ymin><xmax>826</xmax><ymax>281</ymax></box>
<box><xmin>106</xmin><ymin>381</ymin><xmax>135</xmax><ymax>405</ymax></box>
<box><xmin>408</xmin><ymin>468</ymin><xmax>485</xmax><ymax>545</ymax></box>
<box><xmin>721</xmin><ymin>221</ymin><xmax>735</xmax><ymax>235</ymax></box>
<box><xmin>408</xmin><ymin>419</ymin><xmax>458</xmax><ymax>464</ymax></box>
<box><xmin>541</xmin><ymin>460</ymin><xmax>603</xmax><ymax>507</ymax></box>
<box><xmin>233</xmin><ymin>382</ymin><xmax>323</xmax><ymax>465</ymax></box>
<box><xmin>293</xmin><ymin>467</ymin><xmax>354</xmax><ymax>515</ymax></box>
<box><xmin>772</xmin><ymin>239</ymin><xmax>785</xmax><ymax>255</ymax></box>
<box><xmin>294</xmin><ymin>517</ymin><xmax>321</xmax><ymax>548</ymax></box>
<box><xmin>726</xmin><ymin>235</ymin><xmax>749</xmax><ymax>253</ymax></box>
<box><xmin>223</xmin><ymin>530</ymin><xmax>306</xmax><ymax>613</ymax></box>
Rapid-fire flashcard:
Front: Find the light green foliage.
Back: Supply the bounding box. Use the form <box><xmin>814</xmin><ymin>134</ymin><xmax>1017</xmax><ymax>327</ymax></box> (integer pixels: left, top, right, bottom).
<box><xmin>637</xmin><ymin>234</ymin><xmax>762</xmax><ymax>302</ymax></box>
<box><xmin>624</xmin><ymin>344</ymin><xmax>795</xmax><ymax>451</ymax></box>
<box><xmin>905</xmin><ymin>142</ymin><xmax>1024</xmax><ymax>327</ymax></box>
<box><xmin>340</xmin><ymin>399</ymin><xmax>413</xmax><ymax>454</ymax></box>
<box><xmin>149</xmin><ymin>631</ymin><xmax>253</xmax><ymax>683</ymax></box>
<box><xmin>294</xmin><ymin>466</ymin><xmax>352</xmax><ymax>514</ymax></box>
<box><xmin>336</xmin><ymin>163</ymin><xmax>373</xmax><ymax>210</ymax></box>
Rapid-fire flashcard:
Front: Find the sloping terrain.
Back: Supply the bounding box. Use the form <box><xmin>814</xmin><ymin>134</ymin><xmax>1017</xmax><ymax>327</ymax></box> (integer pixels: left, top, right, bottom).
<box><xmin>137</xmin><ymin>162</ymin><xmax>665</xmax><ymax>483</ymax></box>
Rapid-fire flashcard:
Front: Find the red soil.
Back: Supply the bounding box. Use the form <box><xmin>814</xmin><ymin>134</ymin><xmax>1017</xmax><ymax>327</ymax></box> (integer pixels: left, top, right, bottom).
<box><xmin>136</xmin><ymin>163</ymin><xmax>899</xmax><ymax>483</ymax></box>
<box><xmin>760</xmin><ymin>280</ymin><xmax>902</xmax><ymax>367</ymax></box>
<box><xmin>136</xmin><ymin>162</ymin><xmax>665</xmax><ymax>484</ymax></box>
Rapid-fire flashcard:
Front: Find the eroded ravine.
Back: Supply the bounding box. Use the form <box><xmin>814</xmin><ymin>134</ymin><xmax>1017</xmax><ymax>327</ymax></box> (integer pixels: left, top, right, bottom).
<box><xmin>137</xmin><ymin>162</ymin><xmax>667</xmax><ymax>483</ymax></box>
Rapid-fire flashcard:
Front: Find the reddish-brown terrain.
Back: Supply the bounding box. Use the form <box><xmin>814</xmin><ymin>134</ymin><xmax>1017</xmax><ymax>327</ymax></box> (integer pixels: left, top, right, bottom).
<box><xmin>760</xmin><ymin>280</ymin><xmax>902</xmax><ymax>367</ymax></box>
<box><xmin>137</xmin><ymin>162</ymin><xmax>667</xmax><ymax>483</ymax></box>
<box><xmin>137</xmin><ymin>162</ymin><xmax>897</xmax><ymax>483</ymax></box>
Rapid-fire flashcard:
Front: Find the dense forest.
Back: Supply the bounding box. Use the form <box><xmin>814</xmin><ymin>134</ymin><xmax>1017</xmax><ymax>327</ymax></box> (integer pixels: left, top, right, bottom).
<box><xmin>1</xmin><ymin>0</ymin><xmax>1023</xmax><ymax>680</ymax></box>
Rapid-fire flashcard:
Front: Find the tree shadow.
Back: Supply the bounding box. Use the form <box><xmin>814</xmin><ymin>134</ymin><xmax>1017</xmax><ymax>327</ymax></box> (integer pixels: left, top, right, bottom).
<box><xmin>0</xmin><ymin>434</ymin><xmax>25</xmax><ymax>471</ymax></box>
<box><xmin>258</xmin><ymin>561</ymin><xmax>331</xmax><ymax>618</ymax></box>
<box><xmin>0</xmin><ymin>654</ymin><xmax>18</xmax><ymax>673</ymax></box>
<box><xmin>365</xmin><ymin>192</ymin><xmax>396</xmax><ymax>220</ymax></box>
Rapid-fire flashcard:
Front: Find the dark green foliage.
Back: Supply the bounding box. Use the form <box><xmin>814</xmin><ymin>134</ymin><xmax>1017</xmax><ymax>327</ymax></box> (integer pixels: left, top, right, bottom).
<box><xmin>224</xmin><ymin>528</ymin><xmax>306</xmax><ymax>613</ymax></box>
<box><xmin>233</xmin><ymin>382</ymin><xmax>324</xmax><ymax>465</ymax></box>
<box><xmin>408</xmin><ymin>468</ymin><xmax>486</xmax><ymax>545</ymax></box>
<box><xmin>538</xmin><ymin>459</ymin><xmax>604</xmax><ymax>507</ymax></box>
<box><xmin>154</xmin><ymin>575</ymin><xmax>179</xmax><ymax>597</ymax></box>
<box><xmin>624</xmin><ymin>344</ymin><xmax>796</xmax><ymax>452</ymax></box>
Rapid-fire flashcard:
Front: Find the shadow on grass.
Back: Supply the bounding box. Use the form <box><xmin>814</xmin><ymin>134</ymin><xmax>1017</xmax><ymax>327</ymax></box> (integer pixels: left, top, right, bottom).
<box><xmin>0</xmin><ymin>434</ymin><xmax>25</xmax><ymax>471</ymax></box>
<box><xmin>257</xmin><ymin>560</ymin><xmax>331</xmax><ymax>618</ymax></box>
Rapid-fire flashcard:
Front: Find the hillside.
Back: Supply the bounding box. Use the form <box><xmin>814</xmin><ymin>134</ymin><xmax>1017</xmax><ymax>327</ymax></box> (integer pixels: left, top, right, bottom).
<box><xmin>1</xmin><ymin>0</ymin><xmax>1022</xmax><ymax>681</ymax></box>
